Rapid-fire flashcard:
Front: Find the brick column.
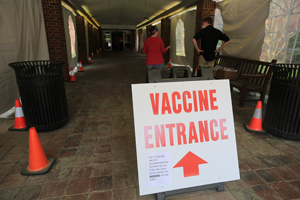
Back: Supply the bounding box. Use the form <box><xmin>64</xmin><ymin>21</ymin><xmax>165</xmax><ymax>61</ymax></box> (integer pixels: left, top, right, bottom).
<box><xmin>131</xmin><ymin>30</ymin><xmax>136</xmax><ymax>51</ymax></box>
<box><xmin>96</xmin><ymin>29</ymin><xmax>100</xmax><ymax>50</ymax></box>
<box><xmin>93</xmin><ymin>28</ymin><xmax>99</xmax><ymax>51</ymax></box>
<box><xmin>135</xmin><ymin>30</ymin><xmax>138</xmax><ymax>51</ymax></box>
<box><xmin>75</xmin><ymin>16</ymin><xmax>88</xmax><ymax>64</ymax></box>
<box><xmin>41</xmin><ymin>0</ymin><xmax>69</xmax><ymax>81</ymax></box>
<box><xmin>146</xmin><ymin>25</ymin><xmax>152</xmax><ymax>38</ymax></box>
<box><xmin>139</xmin><ymin>29</ymin><xmax>144</xmax><ymax>51</ymax></box>
<box><xmin>161</xmin><ymin>18</ymin><xmax>171</xmax><ymax>63</ymax></box>
<box><xmin>88</xmin><ymin>24</ymin><xmax>94</xmax><ymax>56</ymax></box>
<box><xmin>193</xmin><ymin>1</ymin><xmax>216</xmax><ymax>71</ymax></box>
<box><xmin>99</xmin><ymin>28</ymin><xmax>103</xmax><ymax>50</ymax></box>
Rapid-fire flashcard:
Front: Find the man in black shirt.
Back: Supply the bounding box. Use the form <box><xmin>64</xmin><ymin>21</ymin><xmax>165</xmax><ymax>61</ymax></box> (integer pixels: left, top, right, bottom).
<box><xmin>192</xmin><ymin>17</ymin><xmax>230</xmax><ymax>67</ymax></box>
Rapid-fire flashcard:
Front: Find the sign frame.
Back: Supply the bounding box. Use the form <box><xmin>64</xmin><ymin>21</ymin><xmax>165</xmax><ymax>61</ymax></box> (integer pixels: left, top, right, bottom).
<box><xmin>131</xmin><ymin>80</ymin><xmax>240</xmax><ymax>196</ymax></box>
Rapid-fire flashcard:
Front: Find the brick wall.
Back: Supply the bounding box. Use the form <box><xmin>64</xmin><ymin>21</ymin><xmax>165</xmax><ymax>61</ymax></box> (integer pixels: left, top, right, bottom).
<box><xmin>161</xmin><ymin>18</ymin><xmax>171</xmax><ymax>63</ymax></box>
<box><xmin>193</xmin><ymin>1</ymin><xmax>216</xmax><ymax>71</ymax></box>
<box><xmin>41</xmin><ymin>0</ymin><xmax>69</xmax><ymax>81</ymax></box>
<box><xmin>88</xmin><ymin>24</ymin><xmax>94</xmax><ymax>56</ymax></box>
<box><xmin>75</xmin><ymin>16</ymin><xmax>88</xmax><ymax>64</ymax></box>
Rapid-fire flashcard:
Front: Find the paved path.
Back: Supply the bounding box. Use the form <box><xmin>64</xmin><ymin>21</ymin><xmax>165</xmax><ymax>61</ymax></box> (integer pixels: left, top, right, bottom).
<box><xmin>0</xmin><ymin>51</ymin><xmax>300</xmax><ymax>200</ymax></box>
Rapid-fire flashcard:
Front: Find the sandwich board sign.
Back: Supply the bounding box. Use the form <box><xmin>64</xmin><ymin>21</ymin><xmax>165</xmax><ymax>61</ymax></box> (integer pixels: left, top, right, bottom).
<box><xmin>131</xmin><ymin>79</ymin><xmax>240</xmax><ymax>196</ymax></box>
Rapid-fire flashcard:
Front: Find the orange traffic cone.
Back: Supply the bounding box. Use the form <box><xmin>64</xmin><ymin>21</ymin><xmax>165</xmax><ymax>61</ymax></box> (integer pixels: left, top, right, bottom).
<box><xmin>88</xmin><ymin>56</ymin><xmax>92</xmax><ymax>64</ymax></box>
<box><xmin>168</xmin><ymin>58</ymin><xmax>172</xmax><ymax>68</ymax></box>
<box><xmin>9</xmin><ymin>99</ymin><xmax>27</xmax><ymax>131</ymax></box>
<box><xmin>194</xmin><ymin>68</ymin><xmax>198</xmax><ymax>77</ymax></box>
<box><xmin>69</xmin><ymin>67</ymin><xmax>77</xmax><ymax>82</ymax></box>
<box><xmin>21</xmin><ymin>127</ymin><xmax>55</xmax><ymax>175</ymax></box>
<box><xmin>91</xmin><ymin>52</ymin><xmax>94</xmax><ymax>58</ymax></box>
<box><xmin>245</xmin><ymin>101</ymin><xmax>264</xmax><ymax>133</ymax></box>
<box><xmin>99</xmin><ymin>48</ymin><xmax>102</xmax><ymax>52</ymax></box>
<box><xmin>96</xmin><ymin>49</ymin><xmax>99</xmax><ymax>55</ymax></box>
<box><xmin>78</xmin><ymin>61</ymin><xmax>84</xmax><ymax>72</ymax></box>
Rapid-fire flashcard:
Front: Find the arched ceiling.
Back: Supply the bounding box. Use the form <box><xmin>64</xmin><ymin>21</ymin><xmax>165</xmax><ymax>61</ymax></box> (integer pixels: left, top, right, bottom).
<box><xmin>64</xmin><ymin>0</ymin><xmax>203</xmax><ymax>29</ymax></box>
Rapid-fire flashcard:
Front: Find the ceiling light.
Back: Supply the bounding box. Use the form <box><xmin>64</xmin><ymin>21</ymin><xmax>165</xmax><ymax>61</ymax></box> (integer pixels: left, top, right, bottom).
<box><xmin>169</xmin><ymin>6</ymin><xmax>196</xmax><ymax>19</ymax></box>
<box><xmin>152</xmin><ymin>21</ymin><xmax>161</xmax><ymax>26</ymax></box>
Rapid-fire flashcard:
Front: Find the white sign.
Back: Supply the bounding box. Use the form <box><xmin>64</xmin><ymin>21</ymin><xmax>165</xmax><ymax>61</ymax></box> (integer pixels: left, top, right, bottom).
<box><xmin>131</xmin><ymin>80</ymin><xmax>240</xmax><ymax>196</ymax></box>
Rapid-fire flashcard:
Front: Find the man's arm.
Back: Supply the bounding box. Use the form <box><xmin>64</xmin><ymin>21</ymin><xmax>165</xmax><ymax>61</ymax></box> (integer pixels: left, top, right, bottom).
<box><xmin>192</xmin><ymin>38</ymin><xmax>204</xmax><ymax>54</ymax></box>
<box><xmin>214</xmin><ymin>40</ymin><xmax>230</xmax><ymax>53</ymax></box>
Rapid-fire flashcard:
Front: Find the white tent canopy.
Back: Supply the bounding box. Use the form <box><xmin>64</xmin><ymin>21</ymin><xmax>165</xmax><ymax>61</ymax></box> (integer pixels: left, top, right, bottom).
<box><xmin>0</xmin><ymin>0</ymin><xmax>49</xmax><ymax>115</ymax></box>
<box><xmin>218</xmin><ymin>0</ymin><xmax>271</xmax><ymax>60</ymax></box>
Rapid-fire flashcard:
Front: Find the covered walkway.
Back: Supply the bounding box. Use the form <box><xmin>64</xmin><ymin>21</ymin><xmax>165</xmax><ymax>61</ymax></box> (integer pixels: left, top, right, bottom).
<box><xmin>0</xmin><ymin>51</ymin><xmax>300</xmax><ymax>199</ymax></box>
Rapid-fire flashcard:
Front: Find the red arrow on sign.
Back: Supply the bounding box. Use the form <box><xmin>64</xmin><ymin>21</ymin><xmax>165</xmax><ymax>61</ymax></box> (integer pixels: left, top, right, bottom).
<box><xmin>173</xmin><ymin>151</ymin><xmax>208</xmax><ymax>177</ymax></box>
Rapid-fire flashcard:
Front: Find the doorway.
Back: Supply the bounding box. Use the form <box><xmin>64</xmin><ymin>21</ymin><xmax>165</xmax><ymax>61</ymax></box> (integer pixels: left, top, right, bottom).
<box><xmin>111</xmin><ymin>32</ymin><xmax>123</xmax><ymax>51</ymax></box>
<box><xmin>123</xmin><ymin>31</ymin><xmax>132</xmax><ymax>50</ymax></box>
<box><xmin>102</xmin><ymin>30</ymin><xmax>132</xmax><ymax>51</ymax></box>
<box><xmin>103</xmin><ymin>31</ymin><xmax>112</xmax><ymax>51</ymax></box>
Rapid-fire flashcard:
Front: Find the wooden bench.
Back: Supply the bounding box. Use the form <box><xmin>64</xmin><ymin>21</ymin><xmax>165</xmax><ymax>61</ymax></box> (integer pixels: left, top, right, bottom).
<box><xmin>214</xmin><ymin>54</ymin><xmax>277</xmax><ymax>107</ymax></box>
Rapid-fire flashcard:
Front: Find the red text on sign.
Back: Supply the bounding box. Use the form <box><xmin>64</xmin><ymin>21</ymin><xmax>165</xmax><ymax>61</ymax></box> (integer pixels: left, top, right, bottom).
<box><xmin>149</xmin><ymin>90</ymin><xmax>218</xmax><ymax>115</ymax></box>
<box><xmin>144</xmin><ymin>118</ymin><xmax>228</xmax><ymax>149</ymax></box>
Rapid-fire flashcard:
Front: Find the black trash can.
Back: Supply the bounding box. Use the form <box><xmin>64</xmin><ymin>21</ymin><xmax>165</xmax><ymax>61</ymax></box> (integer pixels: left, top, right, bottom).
<box><xmin>9</xmin><ymin>60</ymin><xmax>69</xmax><ymax>132</ymax></box>
<box><xmin>263</xmin><ymin>63</ymin><xmax>300</xmax><ymax>140</ymax></box>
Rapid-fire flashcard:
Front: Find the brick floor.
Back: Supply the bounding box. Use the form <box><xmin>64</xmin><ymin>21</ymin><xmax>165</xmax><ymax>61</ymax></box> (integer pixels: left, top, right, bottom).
<box><xmin>0</xmin><ymin>51</ymin><xmax>299</xmax><ymax>199</ymax></box>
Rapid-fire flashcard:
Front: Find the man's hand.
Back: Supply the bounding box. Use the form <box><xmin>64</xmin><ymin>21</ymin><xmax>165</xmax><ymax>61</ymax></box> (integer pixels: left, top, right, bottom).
<box><xmin>215</xmin><ymin>40</ymin><xmax>230</xmax><ymax>53</ymax></box>
<box><xmin>197</xmin><ymin>49</ymin><xmax>204</xmax><ymax>55</ymax></box>
<box><xmin>192</xmin><ymin>38</ymin><xmax>204</xmax><ymax>55</ymax></box>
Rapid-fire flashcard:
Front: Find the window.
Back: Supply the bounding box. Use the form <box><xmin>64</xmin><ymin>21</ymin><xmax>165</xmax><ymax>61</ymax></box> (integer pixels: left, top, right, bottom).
<box><xmin>176</xmin><ymin>19</ymin><xmax>186</xmax><ymax>56</ymax></box>
<box><xmin>68</xmin><ymin>15</ymin><xmax>76</xmax><ymax>58</ymax></box>
<box><xmin>260</xmin><ymin>0</ymin><xmax>300</xmax><ymax>63</ymax></box>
